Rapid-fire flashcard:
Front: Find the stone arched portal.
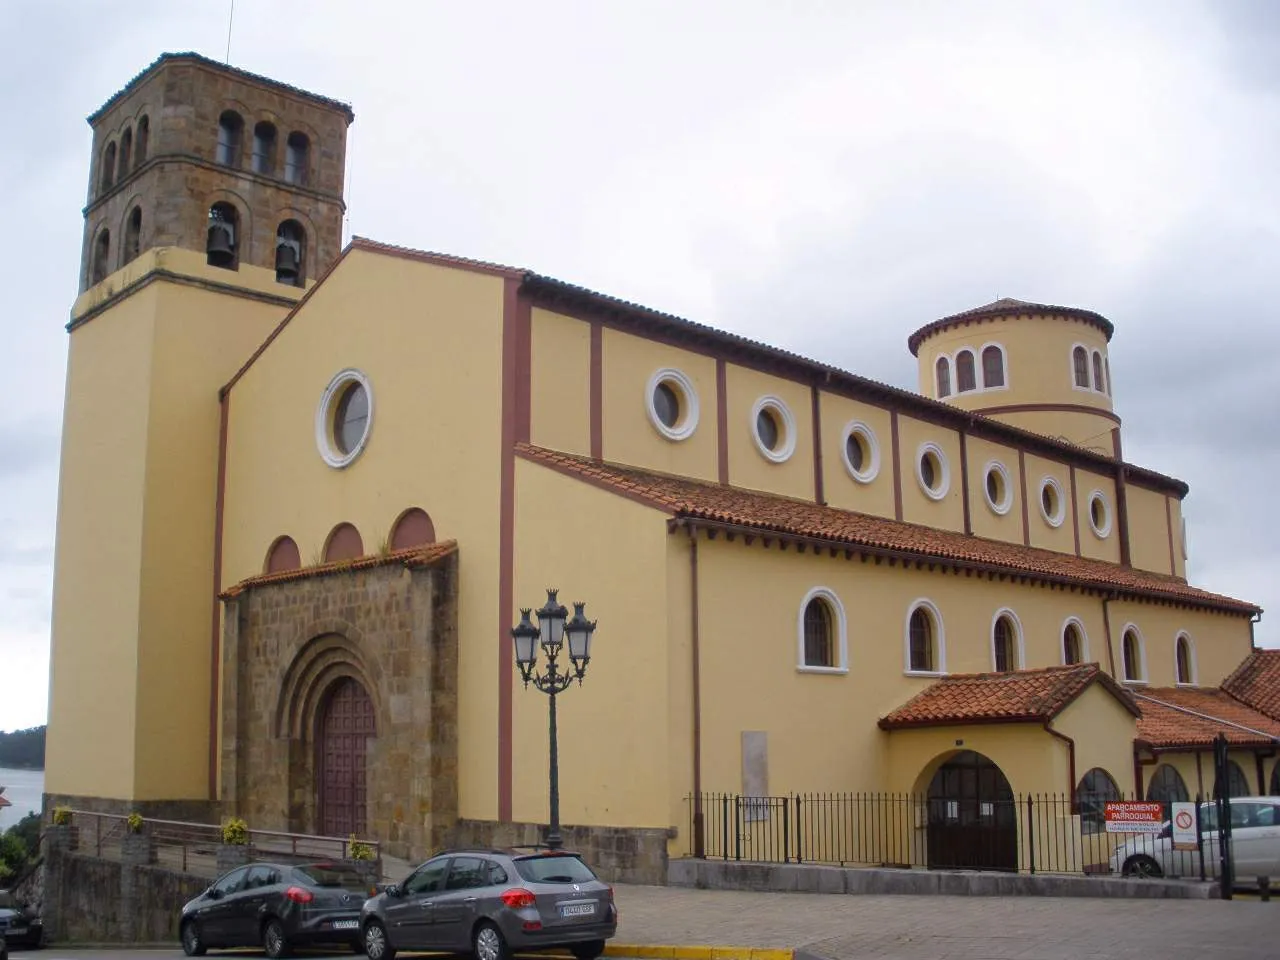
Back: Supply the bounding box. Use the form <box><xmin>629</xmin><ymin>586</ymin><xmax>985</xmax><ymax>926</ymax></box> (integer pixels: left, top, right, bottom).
<box><xmin>316</xmin><ymin>676</ymin><xmax>377</xmax><ymax>837</ymax></box>
<box><xmin>925</xmin><ymin>750</ymin><xmax>1017</xmax><ymax>872</ymax></box>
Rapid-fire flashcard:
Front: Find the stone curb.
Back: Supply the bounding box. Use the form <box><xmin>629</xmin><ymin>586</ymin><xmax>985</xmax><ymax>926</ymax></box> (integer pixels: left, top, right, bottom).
<box><xmin>49</xmin><ymin>944</ymin><xmax>794</xmax><ymax>959</ymax></box>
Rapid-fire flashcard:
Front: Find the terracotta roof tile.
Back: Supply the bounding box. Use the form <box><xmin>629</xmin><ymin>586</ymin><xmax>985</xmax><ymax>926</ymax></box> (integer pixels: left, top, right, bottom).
<box><xmin>220</xmin><ymin>541</ymin><xmax>457</xmax><ymax>599</ymax></box>
<box><xmin>517</xmin><ymin>444</ymin><xmax>1260</xmax><ymax>615</ymax></box>
<box><xmin>907</xmin><ymin>298</ymin><xmax>1115</xmax><ymax>355</ymax></box>
<box><xmin>1222</xmin><ymin>649</ymin><xmax>1280</xmax><ymax>722</ymax></box>
<box><xmin>878</xmin><ymin>664</ymin><xmax>1138</xmax><ymax>729</ymax></box>
<box><xmin>1134</xmin><ymin>686</ymin><xmax>1280</xmax><ymax>749</ymax></box>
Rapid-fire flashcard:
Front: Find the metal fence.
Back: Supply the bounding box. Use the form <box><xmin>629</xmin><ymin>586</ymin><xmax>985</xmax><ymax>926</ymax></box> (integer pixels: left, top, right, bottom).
<box><xmin>687</xmin><ymin>792</ymin><xmax>1219</xmax><ymax>879</ymax></box>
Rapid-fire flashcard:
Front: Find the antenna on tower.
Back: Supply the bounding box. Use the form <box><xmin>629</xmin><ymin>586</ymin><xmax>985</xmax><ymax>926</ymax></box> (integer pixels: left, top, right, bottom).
<box><xmin>225</xmin><ymin>0</ymin><xmax>236</xmax><ymax>64</ymax></box>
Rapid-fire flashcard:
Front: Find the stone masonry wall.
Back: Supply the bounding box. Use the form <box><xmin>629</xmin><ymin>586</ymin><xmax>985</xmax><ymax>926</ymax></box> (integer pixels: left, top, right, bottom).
<box><xmin>220</xmin><ymin>553</ymin><xmax>458</xmax><ymax>861</ymax></box>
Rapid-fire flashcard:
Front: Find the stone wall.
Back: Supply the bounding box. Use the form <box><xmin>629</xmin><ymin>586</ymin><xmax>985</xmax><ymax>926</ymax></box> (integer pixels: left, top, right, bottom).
<box><xmin>41</xmin><ymin>793</ymin><xmax>219</xmax><ymax>825</ymax></box>
<box><xmin>448</xmin><ymin>818</ymin><xmax>670</xmax><ymax>886</ymax></box>
<box><xmin>220</xmin><ymin>551</ymin><xmax>458</xmax><ymax>861</ymax></box>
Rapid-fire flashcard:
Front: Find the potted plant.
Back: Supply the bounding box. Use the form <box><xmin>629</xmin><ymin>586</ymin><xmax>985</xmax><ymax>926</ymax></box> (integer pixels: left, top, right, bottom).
<box><xmin>346</xmin><ymin>835</ymin><xmax>379</xmax><ymax>887</ymax></box>
<box><xmin>216</xmin><ymin>816</ymin><xmax>251</xmax><ymax>873</ymax></box>
<box><xmin>122</xmin><ymin>810</ymin><xmax>154</xmax><ymax>864</ymax></box>
<box><xmin>48</xmin><ymin>807</ymin><xmax>79</xmax><ymax>852</ymax></box>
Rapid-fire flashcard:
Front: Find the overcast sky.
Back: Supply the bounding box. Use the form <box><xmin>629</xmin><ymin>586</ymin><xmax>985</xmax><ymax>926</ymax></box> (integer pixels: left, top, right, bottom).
<box><xmin>2</xmin><ymin>0</ymin><xmax>1277</xmax><ymax>733</ymax></box>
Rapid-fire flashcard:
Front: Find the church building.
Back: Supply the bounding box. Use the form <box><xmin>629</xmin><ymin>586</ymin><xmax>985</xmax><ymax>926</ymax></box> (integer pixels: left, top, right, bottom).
<box><xmin>43</xmin><ymin>54</ymin><xmax>1279</xmax><ymax>884</ymax></box>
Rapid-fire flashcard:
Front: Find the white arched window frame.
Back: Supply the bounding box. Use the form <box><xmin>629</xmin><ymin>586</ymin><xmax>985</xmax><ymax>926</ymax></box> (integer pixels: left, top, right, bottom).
<box><xmin>953</xmin><ymin>348</ymin><xmax>978</xmax><ymax>393</ymax></box>
<box><xmin>1174</xmin><ymin>631</ymin><xmax>1198</xmax><ymax>686</ymax></box>
<box><xmin>990</xmin><ymin>607</ymin><xmax>1025</xmax><ymax>672</ymax></box>
<box><xmin>978</xmin><ymin>341</ymin><xmax>1009</xmax><ymax>391</ymax></box>
<box><xmin>1061</xmin><ymin>616</ymin><xmax>1091</xmax><ymax>665</ymax></box>
<box><xmin>1070</xmin><ymin>342</ymin><xmax>1092</xmax><ymax>392</ymax></box>
<box><xmin>796</xmin><ymin>587</ymin><xmax>849</xmax><ymax>675</ymax></box>
<box><xmin>1091</xmin><ymin>350</ymin><xmax>1106</xmax><ymax>393</ymax></box>
<box><xmin>1120</xmin><ymin>623</ymin><xmax>1149</xmax><ymax>684</ymax></box>
<box><xmin>904</xmin><ymin>599</ymin><xmax>947</xmax><ymax>677</ymax></box>
<box><xmin>935</xmin><ymin>355</ymin><xmax>952</xmax><ymax>398</ymax></box>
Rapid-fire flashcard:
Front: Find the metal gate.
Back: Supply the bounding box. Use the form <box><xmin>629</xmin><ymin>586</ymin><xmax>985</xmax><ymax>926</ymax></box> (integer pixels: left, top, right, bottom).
<box><xmin>317</xmin><ymin>677</ymin><xmax>376</xmax><ymax>837</ymax></box>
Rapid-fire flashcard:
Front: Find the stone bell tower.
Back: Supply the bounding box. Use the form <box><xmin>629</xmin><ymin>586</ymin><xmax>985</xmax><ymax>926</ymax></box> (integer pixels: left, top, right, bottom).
<box><xmin>46</xmin><ymin>53</ymin><xmax>354</xmax><ymax>811</ymax></box>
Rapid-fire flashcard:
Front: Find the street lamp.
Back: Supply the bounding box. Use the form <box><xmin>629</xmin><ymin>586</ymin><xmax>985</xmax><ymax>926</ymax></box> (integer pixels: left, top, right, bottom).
<box><xmin>511</xmin><ymin>588</ymin><xmax>597</xmax><ymax>850</ymax></box>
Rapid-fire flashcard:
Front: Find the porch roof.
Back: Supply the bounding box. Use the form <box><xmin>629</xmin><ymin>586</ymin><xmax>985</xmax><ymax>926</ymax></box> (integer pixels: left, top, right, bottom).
<box><xmin>1133</xmin><ymin>686</ymin><xmax>1280</xmax><ymax>750</ymax></box>
<box><xmin>219</xmin><ymin>540</ymin><xmax>458</xmax><ymax>599</ymax></box>
<box><xmin>1222</xmin><ymin>648</ymin><xmax>1280</xmax><ymax>722</ymax></box>
<box><xmin>877</xmin><ymin>663</ymin><xmax>1139</xmax><ymax>730</ymax></box>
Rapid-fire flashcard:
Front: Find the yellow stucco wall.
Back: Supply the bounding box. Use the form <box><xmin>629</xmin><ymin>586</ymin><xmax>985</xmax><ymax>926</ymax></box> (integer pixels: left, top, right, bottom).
<box><xmin>1022</xmin><ymin>453</ymin><xmax>1075</xmax><ymax>554</ymax></box>
<box><xmin>1105</xmin><ymin>601</ymin><xmax>1253</xmax><ymax>689</ymax></box>
<box><xmin>1125</xmin><ymin>483</ymin><xmax>1177</xmax><ymax>576</ymax></box>
<box><xmin>598</xmin><ymin>327</ymin><xmax>718</xmax><ymax>480</ymax></box>
<box><xmin>964</xmin><ymin>436</ymin><xmax>1024</xmax><ymax>544</ymax></box>
<box><xmin>723</xmin><ymin>365</ymin><xmax>814</xmax><ymax>499</ymax></box>
<box><xmin>221</xmin><ymin>249</ymin><xmax>507</xmax><ymax>818</ymax></box>
<box><xmin>817</xmin><ymin>393</ymin><xmax>896</xmax><ymax>518</ymax></box>
<box><xmin>895</xmin><ymin>415</ymin><xmax>964</xmax><ymax>532</ymax></box>
<box><xmin>529</xmin><ymin>308</ymin><xmax>591</xmax><ymax>457</ymax></box>
<box><xmin>884</xmin><ymin>726</ymin><xmax>1064</xmax><ymax>797</ymax></box>
<box><xmin>1054</xmin><ymin>686</ymin><xmax>1139</xmax><ymax>795</ymax></box>
<box><xmin>1074</xmin><ymin>466</ymin><xmax>1122</xmax><ymax>564</ymax></box>
<box><xmin>1169</xmin><ymin>497</ymin><xmax>1187</xmax><ymax>580</ymax></box>
<box><xmin>511</xmin><ymin>459</ymin><xmax>673</xmax><ymax>831</ymax></box>
<box><xmin>1143</xmin><ymin>749</ymin><xmax>1277</xmax><ymax>800</ymax></box>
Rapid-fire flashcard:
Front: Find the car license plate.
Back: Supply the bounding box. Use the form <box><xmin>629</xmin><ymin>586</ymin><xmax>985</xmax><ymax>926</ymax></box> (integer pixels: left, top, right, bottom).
<box><xmin>560</xmin><ymin>902</ymin><xmax>595</xmax><ymax>917</ymax></box>
<box><xmin>332</xmin><ymin>920</ymin><xmax>359</xmax><ymax>930</ymax></box>
<box><xmin>8</xmin><ymin>927</ymin><xmax>25</xmax><ymax>936</ymax></box>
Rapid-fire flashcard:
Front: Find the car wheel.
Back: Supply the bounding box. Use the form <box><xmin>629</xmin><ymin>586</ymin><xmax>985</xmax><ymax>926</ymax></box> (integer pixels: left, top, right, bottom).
<box><xmin>571</xmin><ymin>939</ymin><xmax>608</xmax><ymax>960</ymax></box>
<box><xmin>472</xmin><ymin>920</ymin><xmax>510</xmax><ymax>960</ymax></box>
<box><xmin>181</xmin><ymin>920</ymin><xmax>207</xmax><ymax>957</ymax></box>
<box><xmin>263</xmin><ymin>918</ymin><xmax>292</xmax><ymax>959</ymax></box>
<box><xmin>364</xmin><ymin>919</ymin><xmax>395</xmax><ymax>960</ymax></box>
<box><xmin>1122</xmin><ymin>854</ymin><xmax>1164</xmax><ymax>879</ymax></box>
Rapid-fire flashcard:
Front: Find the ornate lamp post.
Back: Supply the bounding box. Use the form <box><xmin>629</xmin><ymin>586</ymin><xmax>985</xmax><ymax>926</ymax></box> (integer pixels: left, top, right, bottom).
<box><xmin>511</xmin><ymin>589</ymin><xmax>597</xmax><ymax>850</ymax></box>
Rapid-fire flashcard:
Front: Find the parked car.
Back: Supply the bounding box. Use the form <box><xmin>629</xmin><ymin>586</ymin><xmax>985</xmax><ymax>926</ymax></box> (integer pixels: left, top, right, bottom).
<box><xmin>1110</xmin><ymin>796</ymin><xmax>1280</xmax><ymax>885</ymax></box>
<box><xmin>361</xmin><ymin>847</ymin><xmax>617</xmax><ymax>960</ymax></box>
<box><xmin>1</xmin><ymin>925</ymin><xmax>7</xmax><ymax>960</ymax></box>
<box><xmin>0</xmin><ymin>890</ymin><xmax>42</xmax><ymax>949</ymax></box>
<box><xmin>179</xmin><ymin>860</ymin><xmax>371</xmax><ymax>957</ymax></box>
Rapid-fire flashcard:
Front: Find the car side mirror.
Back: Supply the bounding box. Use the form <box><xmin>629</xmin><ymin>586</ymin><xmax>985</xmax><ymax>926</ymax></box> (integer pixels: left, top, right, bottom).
<box><xmin>387</xmin><ymin>884</ymin><xmax>401</xmax><ymax>898</ymax></box>
<box><xmin>206</xmin><ymin>887</ymin><xmax>222</xmax><ymax>900</ymax></box>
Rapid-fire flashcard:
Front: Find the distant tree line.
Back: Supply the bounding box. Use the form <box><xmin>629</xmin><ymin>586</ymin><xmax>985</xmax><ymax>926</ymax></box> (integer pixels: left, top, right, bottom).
<box><xmin>0</xmin><ymin>726</ymin><xmax>45</xmax><ymax>769</ymax></box>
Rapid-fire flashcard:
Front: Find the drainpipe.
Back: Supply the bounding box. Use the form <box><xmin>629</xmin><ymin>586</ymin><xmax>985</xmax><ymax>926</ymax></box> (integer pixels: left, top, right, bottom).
<box><xmin>1251</xmin><ymin>611</ymin><xmax>1262</xmax><ymax>650</ymax></box>
<box><xmin>1043</xmin><ymin>722</ymin><xmax>1077</xmax><ymax>800</ymax></box>
<box><xmin>1101</xmin><ymin>592</ymin><xmax>1118</xmax><ymax>678</ymax></box>
<box><xmin>688</xmin><ymin>524</ymin><xmax>705</xmax><ymax>857</ymax></box>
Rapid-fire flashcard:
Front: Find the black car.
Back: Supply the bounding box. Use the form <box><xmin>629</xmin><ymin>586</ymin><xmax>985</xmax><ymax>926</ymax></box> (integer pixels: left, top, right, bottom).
<box><xmin>179</xmin><ymin>860</ymin><xmax>371</xmax><ymax>958</ymax></box>
<box><xmin>0</xmin><ymin>890</ymin><xmax>42</xmax><ymax>949</ymax></box>
<box><xmin>1</xmin><ymin>925</ymin><xmax>7</xmax><ymax>960</ymax></box>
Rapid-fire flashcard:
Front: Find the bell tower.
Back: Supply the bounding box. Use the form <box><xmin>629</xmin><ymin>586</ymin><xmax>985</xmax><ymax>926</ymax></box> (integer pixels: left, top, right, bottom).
<box><xmin>46</xmin><ymin>54</ymin><xmax>354</xmax><ymax>811</ymax></box>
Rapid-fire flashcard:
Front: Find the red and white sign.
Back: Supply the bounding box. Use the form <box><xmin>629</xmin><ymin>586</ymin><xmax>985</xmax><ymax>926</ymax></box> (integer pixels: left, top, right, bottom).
<box><xmin>1171</xmin><ymin>801</ymin><xmax>1198</xmax><ymax>849</ymax></box>
<box><xmin>1104</xmin><ymin>801</ymin><xmax>1165</xmax><ymax>834</ymax></box>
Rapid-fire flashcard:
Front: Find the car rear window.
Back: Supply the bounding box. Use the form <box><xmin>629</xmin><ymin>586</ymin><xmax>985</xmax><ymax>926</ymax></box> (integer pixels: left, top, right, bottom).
<box><xmin>293</xmin><ymin>864</ymin><xmax>370</xmax><ymax>891</ymax></box>
<box><xmin>513</xmin><ymin>854</ymin><xmax>598</xmax><ymax>884</ymax></box>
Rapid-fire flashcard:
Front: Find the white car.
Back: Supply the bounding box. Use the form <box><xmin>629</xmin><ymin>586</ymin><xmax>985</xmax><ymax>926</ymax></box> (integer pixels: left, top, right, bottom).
<box><xmin>1110</xmin><ymin>796</ymin><xmax>1280</xmax><ymax>884</ymax></box>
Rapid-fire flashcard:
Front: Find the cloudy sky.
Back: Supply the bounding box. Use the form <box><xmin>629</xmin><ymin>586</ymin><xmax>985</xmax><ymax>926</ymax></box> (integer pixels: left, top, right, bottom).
<box><xmin>2</xmin><ymin>0</ymin><xmax>1278</xmax><ymax>733</ymax></box>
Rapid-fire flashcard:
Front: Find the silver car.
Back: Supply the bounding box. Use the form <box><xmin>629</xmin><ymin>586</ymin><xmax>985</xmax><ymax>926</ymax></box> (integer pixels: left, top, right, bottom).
<box><xmin>361</xmin><ymin>847</ymin><xmax>617</xmax><ymax>960</ymax></box>
<box><xmin>1110</xmin><ymin>796</ymin><xmax>1280</xmax><ymax>884</ymax></box>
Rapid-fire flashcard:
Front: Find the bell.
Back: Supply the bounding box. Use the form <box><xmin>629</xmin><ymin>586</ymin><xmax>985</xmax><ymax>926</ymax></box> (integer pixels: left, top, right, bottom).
<box><xmin>275</xmin><ymin>242</ymin><xmax>300</xmax><ymax>283</ymax></box>
<box><xmin>207</xmin><ymin>225</ymin><xmax>235</xmax><ymax>267</ymax></box>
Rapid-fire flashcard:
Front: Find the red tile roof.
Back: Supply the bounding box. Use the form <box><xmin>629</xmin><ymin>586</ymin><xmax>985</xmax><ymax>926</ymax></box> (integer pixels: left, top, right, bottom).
<box><xmin>1134</xmin><ymin>686</ymin><xmax>1280</xmax><ymax>749</ymax></box>
<box><xmin>220</xmin><ymin>541</ymin><xmax>457</xmax><ymax>599</ymax></box>
<box><xmin>878</xmin><ymin>664</ymin><xmax>1138</xmax><ymax>729</ymax></box>
<box><xmin>517</xmin><ymin>444</ymin><xmax>1260</xmax><ymax>615</ymax></box>
<box><xmin>907</xmin><ymin>298</ymin><xmax>1115</xmax><ymax>356</ymax></box>
<box><xmin>1222</xmin><ymin>649</ymin><xmax>1280</xmax><ymax>722</ymax></box>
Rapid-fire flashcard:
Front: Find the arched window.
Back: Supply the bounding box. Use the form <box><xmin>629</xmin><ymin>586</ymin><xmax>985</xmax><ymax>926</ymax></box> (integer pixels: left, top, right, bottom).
<box><xmin>1122</xmin><ymin>626</ymin><xmax>1145</xmax><ymax>682</ymax></box>
<box><xmin>216</xmin><ymin>110</ymin><xmax>244</xmax><ymax>166</ymax></box>
<box><xmin>906</xmin><ymin>602</ymin><xmax>942</xmax><ymax>673</ymax></box>
<box><xmin>390</xmin><ymin>507</ymin><xmax>435</xmax><ymax>549</ymax></box>
<box><xmin>1271</xmin><ymin>762</ymin><xmax>1280</xmax><ymax>796</ymax></box>
<box><xmin>284</xmin><ymin>131</ymin><xmax>310</xmax><ymax>184</ymax></box>
<box><xmin>802</xmin><ymin>597</ymin><xmax>833</xmax><ymax>668</ymax></box>
<box><xmin>935</xmin><ymin>356</ymin><xmax>951</xmax><ymax>398</ymax></box>
<box><xmin>796</xmin><ymin>588</ymin><xmax>847</xmax><ymax>672</ymax></box>
<box><xmin>100</xmin><ymin>141</ymin><xmax>117</xmax><ymax>192</ymax></box>
<box><xmin>1076</xmin><ymin>767</ymin><xmax>1121</xmax><ymax>834</ymax></box>
<box><xmin>1062</xmin><ymin>620</ymin><xmax>1085</xmax><ymax>665</ymax></box>
<box><xmin>955</xmin><ymin>350</ymin><xmax>976</xmax><ymax>392</ymax></box>
<box><xmin>119</xmin><ymin>127</ymin><xmax>133</xmax><ymax>177</ymax></box>
<box><xmin>1092</xmin><ymin>351</ymin><xmax>1104</xmax><ymax>392</ymax></box>
<box><xmin>1175</xmin><ymin>633</ymin><xmax>1195</xmax><ymax>685</ymax></box>
<box><xmin>1147</xmin><ymin>764</ymin><xmax>1189</xmax><ymax>804</ymax></box>
<box><xmin>1072</xmin><ymin>345</ymin><xmax>1089</xmax><ymax>388</ymax></box>
<box><xmin>264</xmin><ymin>535</ymin><xmax>301</xmax><ymax>573</ymax></box>
<box><xmin>1215</xmin><ymin>761</ymin><xmax>1251</xmax><ymax>799</ymax></box>
<box><xmin>1103</xmin><ymin>358</ymin><xmax>1111</xmax><ymax>395</ymax></box>
<box><xmin>981</xmin><ymin>345</ymin><xmax>1005</xmax><ymax>388</ymax></box>
<box><xmin>91</xmin><ymin>228</ymin><xmax>110</xmax><ymax>285</ymax></box>
<box><xmin>207</xmin><ymin>202</ymin><xmax>239</xmax><ymax>270</ymax></box>
<box><xmin>275</xmin><ymin>219</ymin><xmax>306</xmax><ymax>286</ymax></box>
<box><xmin>122</xmin><ymin>207</ymin><xmax>142</xmax><ymax>266</ymax></box>
<box><xmin>252</xmin><ymin>121</ymin><xmax>277</xmax><ymax>175</ymax></box>
<box><xmin>323</xmin><ymin>523</ymin><xmax>364</xmax><ymax>562</ymax></box>
<box><xmin>992</xmin><ymin>612</ymin><xmax>1019</xmax><ymax>672</ymax></box>
<box><xmin>135</xmin><ymin>116</ymin><xmax>150</xmax><ymax>166</ymax></box>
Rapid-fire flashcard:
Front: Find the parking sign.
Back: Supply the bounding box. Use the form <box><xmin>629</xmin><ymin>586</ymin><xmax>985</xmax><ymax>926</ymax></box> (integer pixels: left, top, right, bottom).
<box><xmin>1171</xmin><ymin>801</ymin><xmax>1197</xmax><ymax>850</ymax></box>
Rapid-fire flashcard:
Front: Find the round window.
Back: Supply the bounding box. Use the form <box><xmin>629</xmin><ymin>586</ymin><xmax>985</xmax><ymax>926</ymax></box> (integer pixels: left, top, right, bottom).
<box><xmin>841</xmin><ymin>421</ymin><xmax>880</xmax><ymax>483</ymax></box>
<box><xmin>749</xmin><ymin>396</ymin><xmax>796</xmax><ymax>463</ymax></box>
<box><xmin>983</xmin><ymin>461</ymin><xmax>1012</xmax><ymax>515</ymax></box>
<box><xmin>645</xmin><ymin>368</ymin><xmax>699</xmax><ymax>441</ymax></box>
<box><xmin>916</xmin><ymin>442</ymin><xmax>950</xmax><ymax>500</ymax></box>
<box><xmin>1039</xmin><ymin>477</ymin><xmax>1066</xmax><ymax>527</ymax></box>
<box><xmin>1089</xmin><ymin>491</ymin><xmax>1112</xmax><ymax>537</ymax></box>
<box><xmin>316</xmin><ymin>369</ymin><xmax>374</xmax><ymax>468</ymax></box>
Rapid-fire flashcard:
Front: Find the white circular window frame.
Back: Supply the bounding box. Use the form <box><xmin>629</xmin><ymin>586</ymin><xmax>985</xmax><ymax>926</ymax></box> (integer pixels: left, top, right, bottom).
<box><xmin>915</xmin><ymin>442</ymin><xmax>951</xmax><ymax>500</ymax></box>
<box><xmin>841</xmin><ymin>421</ymin><xmax>880</xmax><ymax>484</ymax></box>
<box><xmin>316</xmin><ymin>368</ymin><xmax>374</xmax><ymax>469</ymax></box>
<box><xmin>750</xmin><ymin>395</ymin><xmax>797</xmax><ymax>463</ymax></box>
<box><xmin>1087</xmin><ymin>489</ymin><xmax>1113</xmax><ymax>538</ymax></box>
<box><xmin>982</xmin><ymin>460</ymin><xmax>1013</xmax><ymax>515</ymax></box>
<box><xmin>645</xmin><ymin>367</ymin><xmax>700</xmax><ymax>442</ymax></box>
<box><xmin>1038</xmin><ymin>476</ymin><xmax>1066</xmax><ymax>528</ymax></box>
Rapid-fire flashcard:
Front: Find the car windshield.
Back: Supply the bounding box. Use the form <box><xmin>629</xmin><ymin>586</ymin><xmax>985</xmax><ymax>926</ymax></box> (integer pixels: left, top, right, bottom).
<box><xmin>293</xmin><ymin>864</ymin><xmax>370</xmax><ymax>890</ymax></box>
<box><xmin>513</xmin><ymin>853</ymin><xmax>598</xmax><ymax>884</ymax></box>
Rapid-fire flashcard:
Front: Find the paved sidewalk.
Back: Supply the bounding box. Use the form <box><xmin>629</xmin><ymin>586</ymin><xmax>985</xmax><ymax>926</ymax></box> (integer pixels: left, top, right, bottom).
<box><xmin>610</xmin><ymin>883</ymin><xmax>1276</xmax><ymax>960</ymax></box>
